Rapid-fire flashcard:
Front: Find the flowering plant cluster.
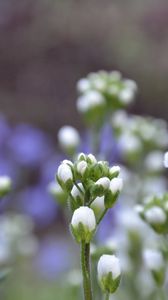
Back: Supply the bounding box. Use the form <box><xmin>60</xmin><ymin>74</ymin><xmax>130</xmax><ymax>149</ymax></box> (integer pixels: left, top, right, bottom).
<box><xmin>56</xmin><ymin>154</ymin><xmax>123</xmax><ymax>299</ymax></box>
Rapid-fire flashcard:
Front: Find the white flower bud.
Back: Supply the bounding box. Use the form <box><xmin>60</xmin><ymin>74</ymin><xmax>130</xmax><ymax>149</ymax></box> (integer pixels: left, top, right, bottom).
<box><xmin>119</xmin><ymin>88</ymin><xmax>134</xmax><ymax>104</ymax></box>
<box><xmin>95</xmin><ymin>177</ymin><xmax>110</xmax><ymax>189</ymax></box>
<box><xmin>164</xmin><ymin>152</ymin><xmax>168</xmax><ymax>168</ymax></box>
<box><xmin>143</xmin><ymin>249</ymin><xmax>164</xmax><ymax>271</ymax></box>
<box><xmin>58</xmin><ymin>126</ymin><xmax>80</xmax><ymax>152</ymax></box>
<box><xmin>87</xmin><ymin>154</ymin><xmax>97</xmax><ymax>164</ymax></box>
<box><xmin>57</xmin><ymin>163</ymin><xmax>73</xmax><ymax>184</ymax></box>
<box><xmin>77</xmin><ymin>152</ymin><xmax>86</xmax><ymax>161</ymax></box>
<box><xmin>77</xmin><ymin>91</ymin><xmax>105</xmax><ymax>113</ymax></box>
<box><xmin>124</xmin><ymin>79</ymin><xmax>138</xmax><ymax>93</ymax></box>
<box><xmin>97</xmin><ymin>254</ymin><xmax>121</xmax><ymax>294</ymax></box>
<box><xmin>77</xmin><ymin>78</ymin><xmax>90</xmax><ymax>93</ymax></box>
<box><xmin>77</xmin><ymin>160</ymin><xmax>88</xmax><ymax>176</ymax></box>
<box><xmin>110</xmin><ymin>178</ymin><xmax>123</xmax><ymax>194</ymax></box>
<box><xmin>71</xmin><ymin>207</ymin><xmax>96</xmax><ymax>243</ymax></box>
<box><xmin>62</xmin><ymin>159</ymin><xmax>74</xmax><ymax>167</ymax></box>
<box><xmin>145</xmin><ymin>206</ymin><xmax>166</xmax><ymax>225</ymax></box>
<box><xmin>71</xmin><ymin>183</ymin><xmax>84</xmax><ymax>199</ymax></box>
<box><xmin>109</xmin><ymin>166</ymin><xmax>120</xmax><ymax>177</ymax></box>
<box><xmin>0</xmin><ymin>176</ymin><xmax>12</xmax><ymax>197</ymax></box>
<box><xmin>91</xmin><ymin>196</ymin><xmax>105</xmax><ymax>212</ymax></box>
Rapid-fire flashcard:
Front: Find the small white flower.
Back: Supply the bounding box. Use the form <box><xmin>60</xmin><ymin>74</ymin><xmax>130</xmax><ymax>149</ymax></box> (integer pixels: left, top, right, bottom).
<box><xmin>71</xmin><ymin>207</ymin><xmax>96</xmax><ymax>231</ymax></box>
<box><xmin>95</xmin><ymin>177</ymin><xmax>110</xmax><ymax>189</ymax></box>
<box><xmin>109</xmin><ymin>71</ymin><xmax>122</xmax><ymax>81</ymax></box>
<box><xmin>124</xmin><ymin>79</ymin><xmax>138</xmax><ymax>93</ymax></box>
<box><xmin>109</xmin><ymin>166</ymin><xmax>120</xmax><ymax>176</ymax></box>
<box><xmin>0</xmin><ymin>176</ymin><xmax>12</xmax><ymax>191</ymax></box>
<box><xmin>134</xmin><ymin>205</ymin><xmax>144</xmax><ymax>214</ymax></box>
<box><xmin>77</xmin><ymin>78</ymin><xmax>90</xmax><ymax>93</ymax></box>
<box><xmin>62</xmin><ymin>159</ymin><xmax>74</xmax><ymax>167</ymax></box>
<box><xmin>145</xmin><ymin>151</ymin><xmax>164</xmax><ymax>172</ymax></box>
<box><xmin>87</xmin><ymin>154</ymin><xmax>97</xmax><ymax>164</ymax></box>
<box><xmin>77</xmin><ymin>160</ymin><xmax>88</xmax><ymax>176</ymax></box>
<box><xmin>110</xmin><ymin>178</ymin><xmax>123</xmax><ymax>194</ymax></box>
<box><xmin>77</xmin><ymin>153</ymin><xmax>86</xmax><ymax>161</ymax></box>
<box><xmin>77</xmin><ymin>91</ymin><xmax>105</xmax><ymax>113</ymax></box>
<box><xmin>98</xmin><ymin>254</ymin><xmax>121</xmax><ymax>281</ymax></box>
<box><xmin>57</xmin><ymin>163</ymin><xmax>73</xmax><ymax>183</ymax></box>
<box><xmin>145</xmin><ymin>206</ymin><xmax>166</xmax><ymax>225</ymax></box>
<box><xmin>143</xmin><ymin>249</ymin><xmax>164</xmax><ymax>271</ymax></box>
<box><xmin>119</xmin><ymin>88</ymin><xmax>134</xmax><ymax>104</ymax></box>
<box><xmin>164</xmin><ymin>152</ymin><xmax>168</xmax><ymax>168</ymax></box>
<box><xmin>58</xmin><ymin>126</ymin><xmax>80</xmax><ymax>150</ymax></box>
<box><xmin>71</xmin><ymin>183</ymin><xmax>84</xmax><ymax>199</ymax></box>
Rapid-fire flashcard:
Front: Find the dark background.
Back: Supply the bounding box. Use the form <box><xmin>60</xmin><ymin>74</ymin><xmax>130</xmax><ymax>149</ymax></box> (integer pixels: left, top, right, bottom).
<box><xmin>0</xmin><ymin>0</ymin><xmax>168</xmax><ymax>135</ymax></box>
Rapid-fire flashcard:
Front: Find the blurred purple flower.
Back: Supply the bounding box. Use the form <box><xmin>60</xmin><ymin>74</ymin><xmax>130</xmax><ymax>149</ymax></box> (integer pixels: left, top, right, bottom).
<box><xmin>99</xmin><ymin>124</ymin><xmax>121</xmax><ymax>163</ymax></box>
<box><xmin>96</xmin><ymin>208</ymin><xmax>117</xmax><ymax>241</ymax></box>
<box><xmin>7</xmin><ymin>124</ymin><xmax>54</xmax><ymax>168</ymax></box>
<box><xmin>19</xmin><ymin>185</ymin><xmax>58</xmax><ymax>227</ymax></box>
<box><xmin>79</xmin><ymin>131</ymin><xmax>92</xmax><ymax>154</ymax></box>
<box><xmin>34</xmin><ymin>236</ymin><xmax>71</xmax><ymax>279</ymax></box>
<box><xmin>0</xmin><ymin>115</ymin><xmax>11</xmax><ymax>150</ymax></box>
<box><xmin>40</xmin><ymin>154</ymin><xmax>64</xmax><ymax>184</ymax></box>
<box><xmin>0</xmin><ymin>155</ymin><xmax>18</xmax><ymax>182</ymax></box>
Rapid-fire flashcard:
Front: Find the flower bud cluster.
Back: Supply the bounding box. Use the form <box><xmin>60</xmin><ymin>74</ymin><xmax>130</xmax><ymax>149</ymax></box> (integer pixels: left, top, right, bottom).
<box><xmin>77</xmin><ymin>71</ymin><xmax>137</xmax><ymax>125</ymax></box>
<box><xmin>56</xmin><ymin>153</ymin><xmax>123</xmax><ymax>244</ymax></box>
<box><xmin>56</xmin><ymin>153</ymin><xmax>123</xmax><ymax>212</ymax></box>
<box><xmin>112</xmin><ymin>111</ymin><xmax>168</xmax><ymax>151</ymax></box>
<box><xmin>136</xmin><ymin>193</ymin><xmax>168</xmax><ymax>234</ymax></box>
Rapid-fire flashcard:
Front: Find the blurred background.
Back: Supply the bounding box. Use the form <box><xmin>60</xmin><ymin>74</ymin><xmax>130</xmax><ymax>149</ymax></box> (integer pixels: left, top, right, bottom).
<box><xmin>0</xmin><ymin>0</ymin><xmax>168</xmax><ymax>299</ymax></box>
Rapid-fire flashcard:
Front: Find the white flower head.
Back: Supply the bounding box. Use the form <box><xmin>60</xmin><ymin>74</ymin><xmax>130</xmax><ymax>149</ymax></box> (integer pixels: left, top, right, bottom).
<box><xmin>124</xmin><ymin>79</ymin><xmax>138</xmax><ymax>93</ymax></box>
<box><xmin>58</xmin><ymin>126</ymin><xmax>80</xmax><ymax>151</ymax></box>
<box><xmin>109</xmin><ymin>166</ymin><xmax>120</xmax><ymax>176</ymax></box>
<box><xmin>71</xmin><ymin>207</ymin><xmax>96</xmax><ymax>231</ymax></box>
<box><xmin>87</xmin><ymin>154</ymin><xmax>97</xmax><ymax>164</ymax></box>
<box><xmin>97</xmin><ymin>254</ymin><xmax>121</xmax><ymax>293</ymax></box>
<box><xmin>143</xmin><ymin>249</ymin><xmax>164</xmax><ymax>271</ymax></box>
<box><xmin>145</xmin><ymin>151</ymin><xmax>164</xmax><ymax>172</ymax></box>
<box><xmin>110</xmin><ymin>178</ymin><xmax>123</xmax><ymax>194</ymax></box>
<box><xmin>57</xmin><ymin>163</ymin><xmax>73</xmax><ymax>184</ymax></box>
<box><xmin>77</xmin><ymin>91</ymin><xmax>105</xmax><ymax>113</ymax></box>
<box><xmin>77</xmin><ymin>160</ymin><xmax>88</xmax><ymax>176</ymax></box>
<box><xmin>98</xmin><ymin>255</ymin><xmax>121</xmax><ymax>281</ymax></box>
<box><xmin>0</xmin><ymin>176</ymin><xmax>11</xmax><ymax>189</ymax></box>
<box><xmin>95</xmin><ymin>177</ymin><xmax>110</xmax><ymax>189</ymax></box>
<box><xmin>0</xmin><ymin>176</ymin><xmax>12</xmax><ymax>196</ymax></box>
<box><xmin>145</xmin><ymin>206</ymin><xmax>166</xmax><ymax>225</ymax></box>
<box><xmin>164</xmin><ymin>152</ymin><xmax>168</xmax><ymax>168</ymax></box>
<box><xmin>119</xmin><ymin>88</ymin><xmax>134</xmax><ymax>104</ymax></box>
<box><xmin>77</xmin><ymin>78</ymin><xmax>90</xmax><ymax>93</ymax></box>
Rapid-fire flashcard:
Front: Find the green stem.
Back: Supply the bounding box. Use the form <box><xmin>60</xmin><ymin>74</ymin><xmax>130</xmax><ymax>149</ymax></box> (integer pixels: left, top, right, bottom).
<box><xmin>81</xmin><ymin>242</ymin><xmax>93</xmax><ymax>300</ymax></box>
<box><xmin>97</xmin><ymin>208</ymin><xmax>108</xmax><ymax>226</ymax></box>
<box><xmin>105</xmin><ymin>293</ymin><xmax>110</xmax><ymax>300</ymax></box>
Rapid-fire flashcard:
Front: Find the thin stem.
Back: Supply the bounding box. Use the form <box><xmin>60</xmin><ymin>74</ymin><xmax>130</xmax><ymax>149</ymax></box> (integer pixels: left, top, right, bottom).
<box><xmin>81</xmin><ymin>241</ymin><xmax>93</xmax><ymax>300</ymax></box>
<box><xmin>105</xmin><ymin>292</ymin><xmax>110</xmax><ymax>300</ymax></box>
<box><xmin>97</xmin><ymin>208</ymin><xmax>108</xmax><ymax>226</ymax></box>
<box><xmin>74</xmin><ymin>182</ymin><xmax>84</xmax><ymax>195</ymax></box>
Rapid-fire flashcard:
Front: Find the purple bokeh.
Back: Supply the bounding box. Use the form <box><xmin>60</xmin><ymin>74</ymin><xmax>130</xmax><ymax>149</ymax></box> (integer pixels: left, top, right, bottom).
<box><xmin>18</xmin><ymin>185</ymin><xmax>58</xmax><ymax>227</ymax></box>
<box><xmin>34</xmin><ymin>236</ymin><xmax>71</xmax><ymax>279</ymax></box>
<box><xmin>7</xmin><ymin>124</ymin><xmax>54</xmax><ymax>168</ymax></box>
